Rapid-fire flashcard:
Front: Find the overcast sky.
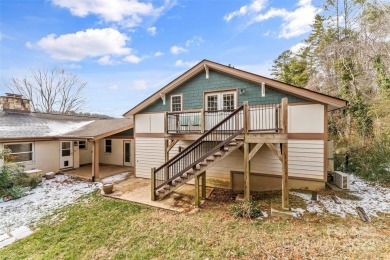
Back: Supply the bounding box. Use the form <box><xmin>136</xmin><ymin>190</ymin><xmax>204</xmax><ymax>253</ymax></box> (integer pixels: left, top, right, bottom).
<box><xmin>0</xmin><ymin>0</ymin><xmax>320</xmax><ymax>117</ymax></box>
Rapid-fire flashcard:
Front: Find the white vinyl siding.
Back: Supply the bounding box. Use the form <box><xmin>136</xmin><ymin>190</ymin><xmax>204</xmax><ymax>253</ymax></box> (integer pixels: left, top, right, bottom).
<box><xmin>135</xmin><ymin>138</ymin><xmax>165</xmax><ymax>178</ymax></box>
<box><xmin>288</xmin><ymin>104</ymin><xmax>325</xmax><ymax>133</ymax></box>
<box><xmin>206</xmin><ymin>139</ymin><xmax>324</xmax><ymax>181</ymax></box>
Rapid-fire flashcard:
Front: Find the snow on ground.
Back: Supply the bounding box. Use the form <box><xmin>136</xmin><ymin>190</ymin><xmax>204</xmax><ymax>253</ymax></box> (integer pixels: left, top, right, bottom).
<box><xmin>291</xmin><ymin>174</ymin><xmax>390</xmax><ymax>218</ymax></box>
<box><xmin>102</xmin><ymin>172</ymin><xmax>130</xmax><ymax>184</ymax></box>
<box><xmin>0</xmin><ymin>174</ymin><xmax>101</xmax><ymax>234</ymax></box>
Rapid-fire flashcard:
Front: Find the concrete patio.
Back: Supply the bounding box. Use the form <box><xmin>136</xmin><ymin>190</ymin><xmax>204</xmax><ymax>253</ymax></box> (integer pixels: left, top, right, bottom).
<box><xmin>66</xmin><ymin>164</ymin><xmax>133</xmax><ymax>181</ymax></box>
<box><xmin>101</xmin><ymin>174</ymin><xmax>214</xmax><ymax>212</ymax></box>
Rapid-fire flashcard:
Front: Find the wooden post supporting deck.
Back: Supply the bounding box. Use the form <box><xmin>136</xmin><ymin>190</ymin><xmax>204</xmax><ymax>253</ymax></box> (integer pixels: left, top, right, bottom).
<box><xmin>195</xmin><ymin>174</ymin><xmax>200</xmax><ymax>207</ymax></box>
<box><xmin>281</xmin><ymin>97</ymin><xmax>289</xmax><ymax>208</ymax></box>
<box><xmin>92</xmin><ymin>140</ymin><xmax>100</xmax><ymax>181</ymax></box>
<box><xmin>243</xmin><ymin>101</ymin><xmax>251</xmax><ymax>201</ymax></box>
<box><xmin>201</xmin><ymin>172</ymin><xmax>206</xmax><ymax>199</ymax></box>
<box><xmin>201</xmin><ymin>109</ymin><xmax>205</xmax><ymax>133</ymax></box>
<box><xmin>151</xmin><ymin>167</ymin><xmax>156</xmax><ymax>201</ymax></box>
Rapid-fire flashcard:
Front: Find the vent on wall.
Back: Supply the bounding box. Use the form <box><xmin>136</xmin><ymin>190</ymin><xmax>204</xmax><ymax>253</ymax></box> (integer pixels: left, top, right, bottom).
<box><xmin>333</xmin><ymin>171</ymin><xmax>350</xmax><ymax>190</ymax></box>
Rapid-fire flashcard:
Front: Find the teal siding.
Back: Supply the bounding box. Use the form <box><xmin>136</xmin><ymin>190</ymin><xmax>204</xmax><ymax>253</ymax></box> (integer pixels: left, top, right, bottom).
<box><xmin>142</xmin><ymin>70</ymin><xmax>307</xmax><ymax>113</ymax></box>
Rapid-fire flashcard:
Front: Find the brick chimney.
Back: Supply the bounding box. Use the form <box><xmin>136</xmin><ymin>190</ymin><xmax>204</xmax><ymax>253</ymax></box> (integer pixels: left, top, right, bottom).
<box><xmin>0</xmin><ymin>93</ymin><xmax>30</xmax><ymax>112</ymax></box>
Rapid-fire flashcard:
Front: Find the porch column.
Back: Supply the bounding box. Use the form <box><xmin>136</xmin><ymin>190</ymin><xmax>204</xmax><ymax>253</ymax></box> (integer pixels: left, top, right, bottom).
<box><xmin>92</xmin><ymin>140</ymin><xmax>100</xmax><ymax>181</ymax></box>
<box><xmin>281</xmin><ymin>97</ymin><xmax>289</xmax><ymax>208</ymax></box>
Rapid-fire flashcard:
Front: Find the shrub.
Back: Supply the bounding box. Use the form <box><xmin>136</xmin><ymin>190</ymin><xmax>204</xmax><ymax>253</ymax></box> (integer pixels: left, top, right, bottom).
<box><xmin>335</xmin><ymin>135</ymin><xmax>390</xmax><ymax>184</ymax></box>
<box><xmin>7</xmin><ymin>185</ymin><xmax>27</xmax><ymax>199</ymax></box>
<box><xmin>0</xmin><ymin>163</ymin><xmax>40</xmax><ymax>199</ymax></box>
<box><xmin>230</xmin><ymin>200</ymin><xmax>263</xmax><ymax>219</ymax></box>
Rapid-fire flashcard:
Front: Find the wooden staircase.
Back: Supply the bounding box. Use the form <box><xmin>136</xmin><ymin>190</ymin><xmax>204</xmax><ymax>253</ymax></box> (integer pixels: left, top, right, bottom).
<box><xmin>156</xmin><ymin>138</ymin><xmax>244</xmax><ymax>198</ymax></box>
<box><xmin>151</xmin><ymin>106</ymin><xmax>245</xmax><ymax>200</ymax></box>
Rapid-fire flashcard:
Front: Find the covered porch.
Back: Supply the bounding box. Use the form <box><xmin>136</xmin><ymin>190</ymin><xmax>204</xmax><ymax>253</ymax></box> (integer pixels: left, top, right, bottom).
<box><xmin>61</xmin><ymin>119</ymin><xmax>134</xmax><ymax>182</ymax></box>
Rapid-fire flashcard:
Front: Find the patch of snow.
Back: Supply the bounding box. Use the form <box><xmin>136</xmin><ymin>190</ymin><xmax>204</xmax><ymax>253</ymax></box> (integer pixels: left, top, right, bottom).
<box><xmin>291</xmin><ymin>174</ymin><xmax>390</xmax><ymax>218</ymax></box>
<box><xmin>0</xmin><ymin>236</ymin><xmax>16</xmax><ymax>249</ymax></box>
<box><xmin>46</xmin><ymin>120</ymin><xmax>93</xmax><ymax>136</ymax></box>
<box><xmin>10</xmin><ymin>226</ymin><xmax>33</xmax><ymax>240</ymax></box>
<box><xmin>0</xmin><ymin>175</ymin><xmax>101</xmax><ymax>234</ymax></box>
<box><xmin>291</xmin><ymin>207</ymin><xmax>305</xmax><ymax>218</ymax></box>
<box><xmin>102</xmin><ymin>172</ymin><xmax>130</xmax><ymax>184</ymax></box>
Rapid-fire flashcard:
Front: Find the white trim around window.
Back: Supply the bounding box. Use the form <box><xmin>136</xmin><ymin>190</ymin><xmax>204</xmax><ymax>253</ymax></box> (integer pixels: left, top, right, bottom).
<box><xmin>170</xmin><ymin>94</ymin><xmax>183</xmax><ymax>112</ymax></box>
<box><xmin>3</xmin><ymin>142</ymin><xmax>34</xmax><ymax>163</ymax></box>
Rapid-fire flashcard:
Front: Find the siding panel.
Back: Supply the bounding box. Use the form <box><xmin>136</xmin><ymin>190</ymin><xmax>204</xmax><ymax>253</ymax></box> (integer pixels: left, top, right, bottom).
<box><xmin>135</xmin><ymin>138</ymin><xmax>165</xmax><ymax>178</ymax></box>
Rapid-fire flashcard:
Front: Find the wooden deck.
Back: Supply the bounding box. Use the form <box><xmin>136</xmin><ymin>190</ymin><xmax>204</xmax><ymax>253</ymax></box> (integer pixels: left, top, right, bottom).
<box><xmin>66</xmin><ymin>164</ymin><xmax>134</xmax><ymax>181</ymax></box>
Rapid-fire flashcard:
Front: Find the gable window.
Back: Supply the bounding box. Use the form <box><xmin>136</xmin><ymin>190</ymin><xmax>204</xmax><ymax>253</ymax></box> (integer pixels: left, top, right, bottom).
<box><xmin>171</xmin><ymin>95</ymin><xmax>182</xmax><ymax>112</ymax></box>
<box><xmin>79</xmin><ymin>141</ymin><xmax>87</xmax><ymax>150</ymax></box>
<box><xmin>4</xmin><ymin>143</ymin><xmax>34</xmax><ymax>163</ymax></box>
<box><xmin>105</xmin><ymin>139</ymin><xmax>112</xmax><ymax>153</ymax></box>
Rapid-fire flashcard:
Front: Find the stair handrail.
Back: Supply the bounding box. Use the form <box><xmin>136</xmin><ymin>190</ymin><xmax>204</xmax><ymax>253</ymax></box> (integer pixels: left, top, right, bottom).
<box><xmin>153</xmin><ymin>105</ymin><xmax>244</xmax><ymax>191</ymax></box>
<box><xmin>155</xmin><ymin>105</ymin><xmax>243</xmax><ymax>172</ymax></box>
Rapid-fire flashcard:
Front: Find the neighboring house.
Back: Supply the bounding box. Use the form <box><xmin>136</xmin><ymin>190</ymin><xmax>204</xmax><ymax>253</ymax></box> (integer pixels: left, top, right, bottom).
<box><xmin>0</xmin><ymin>93</ymin><xmax>133</xmax><ymax>180</ymax></box>
<box><xmin>123</xmin><ymin>60</ymin><xmax>348</xmax><ymax>204</ymax></box>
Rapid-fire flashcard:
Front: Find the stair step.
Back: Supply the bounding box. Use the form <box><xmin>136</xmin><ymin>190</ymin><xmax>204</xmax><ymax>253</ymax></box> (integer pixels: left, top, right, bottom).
<box><xmin>213</xmin><ymin>152</ymin><xmax>222</xmax><ymax>157</ymax></box>
<box><xmin>228</xmin><ymin>142</ymin><xmax>237</xmax><ymax>146</ymax></box>
<box><xmin>187</xmin><ymin>169</ymin><xmax>194</xmax><ymax>174</ymax></box>
<box><xmin>158</xmin><ymin>189</ymin><xmax>165</xmax><ymax>194</ymax></box>
<box><xmin>193</xmin><ymin>165</ymin><xmax>201</xmax><ymax>170</ymax></box>
<box><xmin>174</xmin><ymin>179</ymin><xmax>182</xmax><ymax>184</ymax></box>
<box><xmin>235</xmin><ymin>137</ymin><xmax>244</xmax><ymax>141</ymax></box>
<box><xmin>180</xmin><ymin>175</ymin><xmax>188</xmax><ymax>180</ymax></box>
<box><xmin>200</xmin><ymin>161</ymin><xmax>208</xmax><ymax>166</ymax></box>
<box><xmin>206</xmin><ymin>157</ymin><xmax>214</xmax><ymax>162</ymax></box>
<box><xmin>164</xmin><ymin>186</ymin><xmax>170</xmax><ymax>191</ymax></box>
<box><xmin>222</xmin><ymin>146</ymin><xmax>229</xmax><ymax>151</ymax></box>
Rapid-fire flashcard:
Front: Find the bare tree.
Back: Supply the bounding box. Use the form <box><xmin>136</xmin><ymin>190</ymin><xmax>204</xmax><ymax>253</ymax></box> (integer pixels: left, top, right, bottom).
<box><xmin>4</xmin><ymin>67</ymin><xmax>87</xmax><ymax>114</ymax></box>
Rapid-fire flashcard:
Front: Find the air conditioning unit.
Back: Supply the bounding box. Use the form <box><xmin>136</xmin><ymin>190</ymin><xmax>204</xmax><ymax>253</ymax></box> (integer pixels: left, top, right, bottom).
<box><xmin>333</xmin><ymin>171</ymin><xmax>350</xmax><ymax>190</ymax></box>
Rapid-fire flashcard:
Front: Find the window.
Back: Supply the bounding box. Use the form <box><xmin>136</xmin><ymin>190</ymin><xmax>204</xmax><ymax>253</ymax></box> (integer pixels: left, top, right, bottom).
<box><xmin>4</xmin><ymin>143</ymin><xmax>34</xmax><ymax>163</ymax></box>
<box><xmin>171</xmin><ymin>95</ymin><xmax>182</xmax><ymax>112</ymax></box>
<box><xmin>206</xmin><ymin>95</ymin><xmax>218</xmax><ymax>111</ymax></box>
<box><xmin>105</xmin><ymin>139</ymin><xmax>112</xmax><ymax>153</ymax></box>
<box><xmin>223</xmin><ymin>93</ymin><xmax>235</xmax><ymax>110</ymax></box>
<box><xmin>79</xmin><ymin>141</ymin><xmax>87</xmax><ymax>150</ymax></box>
<box><xmin>205</xmin><ymin>91</ymin><xmax>236</xmax><ymax>111</ymax></box>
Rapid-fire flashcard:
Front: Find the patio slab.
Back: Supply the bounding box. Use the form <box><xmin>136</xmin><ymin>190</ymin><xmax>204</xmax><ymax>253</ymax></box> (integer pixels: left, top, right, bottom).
<box><xmin>66</xmin><ymin>164</ymin><xmax>133</xmax><ymax>181</ymax></box>
<box><xmin>101</xmin><ymin>176</ymin><xmax>214</xmax><ymax>212</ymax></box>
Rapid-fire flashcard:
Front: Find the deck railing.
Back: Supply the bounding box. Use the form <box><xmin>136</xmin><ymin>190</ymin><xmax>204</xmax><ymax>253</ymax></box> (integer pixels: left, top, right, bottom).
<box><xmin>166</xmin><ymin>103</ymin><xmax>282</xmax><ymax>134</ymax></box>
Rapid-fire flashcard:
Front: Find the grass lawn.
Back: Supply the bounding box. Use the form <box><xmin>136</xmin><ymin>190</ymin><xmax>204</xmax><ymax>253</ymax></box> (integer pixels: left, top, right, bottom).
<box><xmin>1</xmin><ymin>190</ymin><xmax>389</xmax><ymax>259</ymax></box>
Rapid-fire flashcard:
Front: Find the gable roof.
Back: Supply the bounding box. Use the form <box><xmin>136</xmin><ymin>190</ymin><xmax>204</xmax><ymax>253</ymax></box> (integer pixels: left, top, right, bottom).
<box><xmin>123</xmin><ymin>59</ymin><xmax>348</xmax><ymax>117</ymax></box>
<box><xmin>0</xmin><ymin>110</ymin><xmax>133</xmax><ymax>142</ymax></box>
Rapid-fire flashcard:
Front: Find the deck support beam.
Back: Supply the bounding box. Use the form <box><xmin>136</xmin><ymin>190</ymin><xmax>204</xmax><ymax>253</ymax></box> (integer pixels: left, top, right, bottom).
<box><xmin>151</xmin><ymin>167</ymin><xmax>156</xmax><ymax>201</ymax></box>
<box><xmin>92</xmin><ymin>140</ymin><xmax>100</xmax><ymax>181</ymax></box>
<box><xmin>281</xmin><ymin>97</ymin><xmax>289</xmax><ymax>209</ymax></box>
<box><xmin>195</xmin><ymin>174</ymin><xmax>200</xmax><ymax>207</ymax></box>
<box><xmin>201</xmin><ymin>172</ymin><xmax>206</xmax><ymax>199</ymax></box>
<box><xmin>243</xmin><ymin>101</ymin><xmax>251</xmax><ymax>201</ymax></box>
